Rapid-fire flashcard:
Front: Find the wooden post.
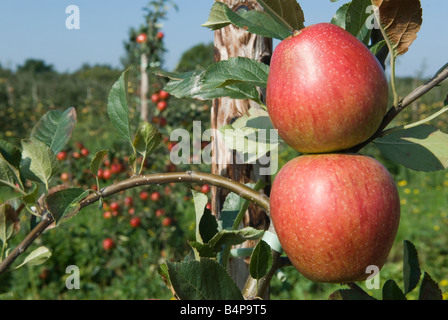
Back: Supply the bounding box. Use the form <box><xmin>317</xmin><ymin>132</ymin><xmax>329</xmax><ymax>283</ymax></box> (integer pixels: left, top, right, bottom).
<box><xmin>140</xmin><ymin>53</ymin><xmax>149</xmax><ymax>122</ymax></box>
<box><xmin>211</xmin><ymin>0</ymin><xmax>272</xmax><ymax>291</ymax></box>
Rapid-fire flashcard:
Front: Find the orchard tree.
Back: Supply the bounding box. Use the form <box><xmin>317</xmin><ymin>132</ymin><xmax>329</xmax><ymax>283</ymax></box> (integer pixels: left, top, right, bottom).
<box><xmin>1</xmin><ymin>0</ymin><xmax>448</xmax><ymax>301</ymax></box>
<box><xmin>122</xmin><ymin>0</ymin><xmax>177</xmax><ymax>122</ymax></box>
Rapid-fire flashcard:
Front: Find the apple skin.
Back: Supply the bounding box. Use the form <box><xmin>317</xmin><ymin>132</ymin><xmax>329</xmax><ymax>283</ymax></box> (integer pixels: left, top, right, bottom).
<box><xmin>266</xmin><ymin>23</ymin><xmax>388</xmax><ymax>153</ymax></box>
<box><xmin>269</xmin><ymin>154</ymin><xmax>400</xmax><ymax>283</ymax></box>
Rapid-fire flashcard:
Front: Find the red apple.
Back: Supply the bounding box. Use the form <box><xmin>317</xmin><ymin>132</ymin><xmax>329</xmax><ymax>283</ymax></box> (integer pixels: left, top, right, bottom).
<box><xmin>139</xmin><ymin>191</ymin><xmax>149</xmax><ymax>201</ymax></box>
<box><xmin>151</xmin><ymin>93</ymin><xmax>160</xmax><ymax>103</ymax></box>
<box><xmin>162</xmin><ymin>217</ymin><xmax>172</xmax><ymax>227</ymax></box>
<box><xmin>102</xmin><ymin>238</ymin><xmax>115</xmax><ymax>250</ymax></box>
<box><xmin>150</xmin><ymin>191</ymin><xmax>161</xmax><ymax>202</ymax></box>
<box><xmin>200</xmin><ymin>184</ymin><xmax>210</xmax><ymax>194</ymax></box>
<box><xmin>124</xmin><ymin>196</ymin><xmax>133</xmax><ymax>207</ymax></box>
<box><xmin>130</xmin><ymin>217</ymin><xmax>141</xmax><ymax>228</ymax></box>
<box><xmin>266</xmin><ymin>23</ymin><xmax>388</xmax><ymax>153</ymax></box>
<box><xmin>158</xmin><ymin>90</ymin><xmax>170</xmax><ymax>100</ymax></box>
<box><xmin>60</xmin><ymin>172</ymin><xmax>70</xmax><ymax>181</ymax></box>
<box><xmin>102</xmin><ymin>169</ymin><xmax>112</xmax><ymax>180</ymax></box>
<box><xmin>110</xmin><ymin>202</ymin><xmax>120</xmax><ymax>212</ymax></box>
<box><xmin>157</xmin><ymin>101</ymin><xmax>167</xmax><ymax>112</ymax></box>
<box><xmin>80</xmin><ymin>148</ymin><xmax>89</xmax><ymax>157</ymax></box>
<box><xmin>269</xmin><ymin>154</ymin><xmax>400</xmax><ymax>283</ymax></box>
<box><xmin>56</xmin><ymin>151</ymin><xmax>67</xmax><ymax>161</ymax></box>
<box><xmin>136</xmin><ymin>33</ymin><xmax>147</xmax><ymax>43</ymax></box>
<box><xmin>156</xmin><ymin>31</ymin><xmax>164</xmax><ymax>40</ymax></box>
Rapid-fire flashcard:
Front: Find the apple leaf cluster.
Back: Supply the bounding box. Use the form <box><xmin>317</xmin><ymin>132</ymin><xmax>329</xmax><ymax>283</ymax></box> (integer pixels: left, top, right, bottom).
<box><xmin>330</xmin><ymin>240</ymin><xmax>443</xmax><ymax>300</ymax></box>
<box><xmin>160</xmin><ymin>186</ymin><xmax>271</xmax><ymax>300</ymax></box>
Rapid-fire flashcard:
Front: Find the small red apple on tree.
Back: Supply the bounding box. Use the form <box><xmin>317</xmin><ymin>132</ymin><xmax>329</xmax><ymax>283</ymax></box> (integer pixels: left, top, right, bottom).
<box><xmin>102</xmin><ymin>238</ymin><xmax>115</xmax><ymax>251</ymax></box>
<box><xmin>158</xmin><ymin>90</ymin><xmax>170</xmax><ymax>100</ymax></box>
<box><xmin>56</xmin><ymin>151</ymin><xmax>67</xmax><ymax>161</ymax></box>
<box><xmin>157</xmin><ymin>101</ymin><xmax>167</xmax><ymax>112</ymax></box>
<box><xmin>150</xmin><ymin>191</ymin><xmax>161</xmax><ymax>202</ymax></box>
<box><xmin>136</xmin><ymin>33</ymin><xmax>147</xmax><ymax>43</ymax></box>
<box><xmin>139</xmin><ymin>191</ymin><xmax>149</xmax><ymax>201</ymax></box>
<box><xmin>130</xmin><ymin>217</ymin><xmax>141</xmax><ymax>228</ymax></box>
<box><xmin>200</xmin><ymin>184</ymin><xmax>210</xmax><ymax>194</ymax></box>
<box><xmin>269</xmin><ymin>154</ymin><xmax>400</xmax><ymax>283</ymax></box>
<box><xmin>266</xmin><ymin>23</ymin><xmax>388</xmax><ymax>153</ymax></box>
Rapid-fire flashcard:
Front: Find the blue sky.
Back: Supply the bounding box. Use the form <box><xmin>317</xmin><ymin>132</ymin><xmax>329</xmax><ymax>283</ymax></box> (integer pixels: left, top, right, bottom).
<box><xmin>0</xmin><ymin>0</ymin><xmax>446</xmax><ymax>78</ymax></box>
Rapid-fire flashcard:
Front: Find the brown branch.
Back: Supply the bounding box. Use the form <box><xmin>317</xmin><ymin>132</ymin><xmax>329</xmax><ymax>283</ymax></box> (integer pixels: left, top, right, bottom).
<box><xmin>0</xmin><ymin>171</ymin><xmax>270</xmax><ymax>275</ymax></box>
<box><xmin>347</xmin><ymin>65</ymin><xmax>448</xmax><ymax>153</ymax></box>
<box><xmin>0</xmin><ymin>212</ymin><xmax>54</xmax><ymax>275</ymax></box>
<box><xmin>80</xmin><ymin>171</ymin><xmax>270</xmax><ymax>212</ymax></box>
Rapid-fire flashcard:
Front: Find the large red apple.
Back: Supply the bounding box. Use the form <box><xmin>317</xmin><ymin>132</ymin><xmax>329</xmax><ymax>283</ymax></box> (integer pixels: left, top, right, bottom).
<box><xmin>266</xmin><ymin>23</ymin><xmax>388</xmax><ymax>153</ymax></box>
<box><xmin>269</xmin><ymin>154</ymin><xmax>400</xmax><ymax>283</ymax></box>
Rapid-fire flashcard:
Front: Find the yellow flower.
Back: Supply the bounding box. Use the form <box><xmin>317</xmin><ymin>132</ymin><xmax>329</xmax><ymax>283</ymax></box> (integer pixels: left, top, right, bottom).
<box><xmin>443</xmin><ymin>180</ymin><xmax>448</xmax><ymax>187</ymax></box>
<box><xmin>443</xmin><ymin>292</ymin><xmax>448</xmax><ymax>300</ymax></box>
<box><xmin>400</xmin><ymin>199</ymin><xmax>407</xmax><ymax>205</ymax></box>
<box><xmin>434</xmin><ymin>225</ymin><xmax>440</xmax><ymax>231</ymax></box>
<box><xmin>440</xmin><ymin>279</ymin><xmax>448</xmax><ymax>287</ymax></box>
<box><xmin>413</xmin><ymin>189</ymin><xmax>420</xmax><ymax>195</ymax></box>
<box><xmin>398</xmin><ymin>180</ymin><xmax>408</xmax><ymax>187</ymax></box>
<box><xmin>404</xmin><ymin>188</ymin><xmax>411</xmax><ymax>194</ymax></box>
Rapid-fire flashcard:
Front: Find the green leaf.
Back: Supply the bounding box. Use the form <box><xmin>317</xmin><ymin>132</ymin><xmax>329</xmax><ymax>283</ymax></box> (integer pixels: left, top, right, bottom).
<box><xmin>20</xmin><ymin>139</ymin><xmax>59</xmax><ymax>188</ymax></box>
<box><xmin>30</xmin><ymin>107</ymin><xmax>77</xmax><ymax>155</ymax></box>
<box><xmin>90</xmin><ymin>150</ymin><xmax>108</xmax><ymax>177</ymax></box>
<box><xmin>331</xmin><ymin>2</ymin><xmax>350</xmax><ymax>29</ymax></box>
<box><xmin>188</xmin><ymin>241</ymin><xmax>216</xmax><ymax>258</ymax></box>
<box><xmin>249</xmin><ymin>240</ymin><xmax>272</xmax><ymax>280</ymax></box>
<box><xmin>133</xmin><ymin>122</ymin><xmax>162</xmax><ymax>158</ymax></box>
<box><xmin>202</xmin><ymin>1</ymin><xmax>231</xmax><ymax>30</ymax></box>
<box><xmin>219</xmin><ymin>108</ymin><xmax>281</xmax><ymax>164</ymax></box>
<box><xmin>418</xmin><ymin>272</ymin><xmax>443</xmax><ymax>300</ymax></box>
<box><xmin>192</xmin><ymin>227</ymin><xmax>264</xmax><ymax>258</ymax></box>
<box><xmin>375</xmin><ymin>125</ymin><xmax>448</xmax><ymax>172</ymax></box>
<box><xmin>208</xmin><ymin>227</ymin><xmax>265</xmax><ymax>252</ymax></box>
<box><xmin>328</xmin><ymin>288</ymin><xmax>375</xmax><ymax>300</ymax></box>
<box><xmin>0</xmin><ymin>153</ymin><xmax>24</xmax><ymax>192</ymax></box>
<box><xmin>202</xmin><ymin>1</ymin><xmax>291</xmax><ymax>39</ymax></box>
<box><xmin>403</xmin><ymin>240</ymin><xmax>421</xmax><ymax>295</ymax></box>
<box><xmin>345</xmin><ymin>0</ymin><xmax>372</xmax><ymax>44</ymax></box>
<box><xmin>199</xmin><ymin>209</ymin><xmax>219</xmax><ymax>245</ymax></box>
<box><xmin>0</xmin><ymin>203</ymin><xmax>20</xmax><ymax>245</ymax></box>
<box><xmin>45</xmin><ymin>188</ymin><xmax>89</xmax><ymax>225</ymax></box>
<box><xmin>107</xmin><ymin>69</ymin><xmax>132</xmax><ymax>142</ymax></box>
<box><xmin>159</xmin><ymin>70</ymin><xmax>261</xmax><ymax>103</ymax></box>
<box><xmin>158</xmin><ymin>57</ymin><xmax>268</xmax><ymax>104</ymax></box>
<box><xmin>14</xmin><ymin>246</ymin><xmax>51</xmax><ymax>269</ymax></box>
<box><xmin>369</xmin><ymin>39</ymin><xmax>386</xmax><ymax>55</ymax></box>
<box><xmin>192</xmin><ymin>190</ymin><xmax>210</xmax><ymax>243</ymax></box>
<box><xmin>382</xmin><ymin>279</ymin><xmax>407</xmax><ymax>300</ymax></box>
<box><xmin>166</xmin><ymin>258</ymin><xmax>244</xmax><ymax>300</ymax></box>
<box><xmin>0</xmin><ymin>139</ymin><xmax>21</xmax><ymax>168</ymax></box>
<box><xmin>257</xmin><ymin>0</ymin><xmax>305</xmax><ymax>32</ymax></box>
<box><xmin>203</xmin><ymin>57</ymin><xmax>269</xmax><ymax>89</ymax></box>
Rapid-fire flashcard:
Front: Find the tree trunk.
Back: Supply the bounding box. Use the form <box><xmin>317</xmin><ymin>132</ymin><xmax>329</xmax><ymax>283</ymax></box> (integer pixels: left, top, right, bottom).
<box><xmin>211</xmin><ymin>0</ymin><xmax>272</xmax><ymax>292</ymax></box>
